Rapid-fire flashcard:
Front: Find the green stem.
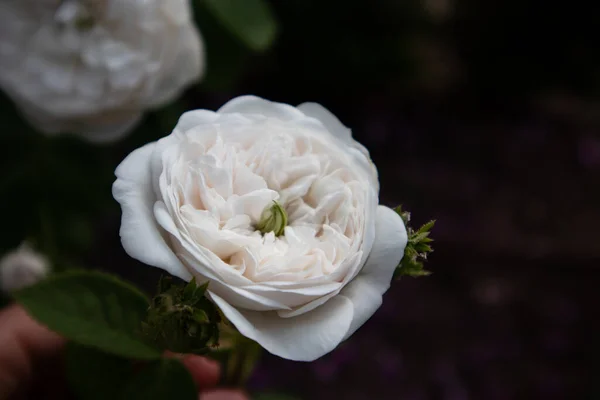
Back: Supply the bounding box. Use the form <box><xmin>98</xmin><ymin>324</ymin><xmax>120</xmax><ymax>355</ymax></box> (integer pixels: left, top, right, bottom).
<box><xmin>219</xmin><ymin>328</ymin><xmax>261</xmax><ymax>388</ymax></box>
<box><xmin>228</xmin><ymin>341</ymin><xmax>248</xmax><ymax>387</ymax></box>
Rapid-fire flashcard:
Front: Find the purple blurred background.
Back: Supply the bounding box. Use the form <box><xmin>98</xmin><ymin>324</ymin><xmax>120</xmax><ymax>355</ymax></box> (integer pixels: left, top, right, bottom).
<box><xmin>99</xmin><ymin>0</ymin><xmax>600</xmax><ymax>395</ymax></box>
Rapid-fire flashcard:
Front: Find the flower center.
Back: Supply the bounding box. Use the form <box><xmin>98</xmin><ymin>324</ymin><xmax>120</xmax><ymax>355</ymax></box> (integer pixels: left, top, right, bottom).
<box><xmin>168</xmin><ymin>122</ymin><xmax>368</xmax><ymax>282</ymax></box>
<box><xmin>256</xmin><ymin>201</ymin><xmax>288</xmax><ymax>237</ymax></box>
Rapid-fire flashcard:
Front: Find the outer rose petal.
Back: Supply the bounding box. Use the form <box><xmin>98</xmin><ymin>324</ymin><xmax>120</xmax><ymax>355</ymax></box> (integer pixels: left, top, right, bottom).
<box><xmin>218</xmin><ymin>95</ymin><xmax>305</xmax><ymax>120</ymax></box>
<box><xmin>210</xmin><ymin>292</ymin><xmax>354</xmax><ymax>362</ymax></box>
<box><xmin>112</xmin><ymin>142</ymin><xmax>192</xmax><ymax>281</ymax></box>
<box><xmin>297</xmin><ymin>102</ymin><xmax>352</xmax><ymax>142</ymax></box>
<box><xmin>341</xmin><ymin>206</ymin><xmax>408</xmax><ymax>340</ymax></box>
<box><xmin>297</xmin><ymin>102</ymin><xmax>379</xmax><ymax>190</ymax></box>
<box><xmin>172</xmin><ymin>110</ymin><xmax>219</xmax><ymax>133</ymax></box>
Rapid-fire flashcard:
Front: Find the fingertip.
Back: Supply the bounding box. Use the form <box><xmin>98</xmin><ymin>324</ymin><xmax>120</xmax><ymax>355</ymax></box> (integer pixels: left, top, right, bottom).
<box><xmin>181</xmin><ymin>354</ymin><xmax>221</xmax><ymax>389</ymax></box>
<box><xmin>200</xmin><ymin>389</ymin><xmax>249</xmax><ymax>400</ymax></box>
<box><xmin>0</xmin><ymin>304</ymin><xmax>64</xmax><ymax>355</ymax></box>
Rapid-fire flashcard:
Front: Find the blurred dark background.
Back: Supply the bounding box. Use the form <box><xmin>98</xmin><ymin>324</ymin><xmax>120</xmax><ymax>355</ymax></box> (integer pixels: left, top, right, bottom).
<box><xmin>1</xmin><ymin>0</ymin><xmax>599</xmax><ymax>399</ymax></box>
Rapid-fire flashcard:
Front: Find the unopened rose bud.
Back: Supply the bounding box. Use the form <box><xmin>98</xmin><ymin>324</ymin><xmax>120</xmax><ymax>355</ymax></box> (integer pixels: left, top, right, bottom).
<box><xmin>0</xmin><ymin>244</ymin><xmax>50</xmax><ymax>294</ymax></box>
<box><xmin>256</xmin><ymin>201</ymin><xmax>287</xmax><ymax>237</ymax></box>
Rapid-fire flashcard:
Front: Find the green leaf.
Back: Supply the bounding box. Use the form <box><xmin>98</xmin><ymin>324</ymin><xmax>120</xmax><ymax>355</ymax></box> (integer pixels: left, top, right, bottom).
<box><xmin>190</xmin><ymin>1</ymin><xmax>250</xmax><ymax>92</ymax></box>
<box><xmin>67</xmin><ymin>344</ymin><xmax>197</xmax><ymax>400</ymax></box>
<box><xmin>119</xmin><ymin>358</ymin><xmax>197</xmax><ymax>400</ymax></box>
<box><xmin>13</xmin><ymin>270</ymin><xmax>160</xmax><ymax>360</ymax></box>
<box><xmin>203</xmin><ymin>0</ymin><xmax>278</xmax><ymax>52</ymax></box>
<box><xmin>66</xmin><ymin>343</ymin><xmax>134</xmax><ymax>400</ymax></box>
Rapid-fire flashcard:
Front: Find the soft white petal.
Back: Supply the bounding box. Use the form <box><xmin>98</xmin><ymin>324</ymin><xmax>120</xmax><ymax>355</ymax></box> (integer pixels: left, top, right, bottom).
<box><xmin>243</xmin><ymin>282</ymin><xmax>343</xmax><ymax>309</ymax></box>
<box><xmin>218</xmin><ymin>95</ymin><xmax>305</xmax><ymax>120</ymax></box>
<box><xmin>112</xmin><ymin>142</ymin><xmax>192</xmax><ymax>281</ymax></box>
<box><xmin>341</xmin><ymin>205</ymin><xmax>407</xmax><ymax>340</ymax></box>
<box><xmin>298</xmin><ymin>102</ymin><xmax>379</xmax><ymax>189</ymax></box>
<box><xmin>297</xmin><ymin>102</ymin><xmax>352</xmax><ymax>142</ymax></box>
<box><xmin>172</xmin><ymin>110</ymin><xmax>219</xmax><ymax>134</ymax></box>
<box><xmin>154</xmin><ymin>202</ymin><xmax>293</xmax><ymax>311</ymax></box>
<box><xmin>178</xmin><ymin>253</ymin><xmax>292</xmax><ymax>312</ymax></box>
<box><xmin>339</xmin><ymin>276</ymin><xmax>382</xmax><ymax>341</ymax></box>
<box><xmin>210</xmin><ymin>291</ymin><xmax>354</xmax><ymax>362</ymax></box>
<box><xmin>358</xmin><ymin>206</ymin><xmax>408</xmax><ymax>285</ymax></box>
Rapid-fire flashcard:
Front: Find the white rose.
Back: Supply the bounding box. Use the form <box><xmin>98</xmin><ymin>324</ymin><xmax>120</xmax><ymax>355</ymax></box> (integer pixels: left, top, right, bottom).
<box><xmin>113</xmin><ymin>96</ymin><xmax>408</xmax><ymax>361</ymax></box>
<box><xmin>0</xmin><ymin>0</ymin><xmax>203</xmax><ymax>142</ymax></box>
<box><xmin>0</xmin><ymin>243</ymin><xmax>50</xmax><ymax>294</ymax></box>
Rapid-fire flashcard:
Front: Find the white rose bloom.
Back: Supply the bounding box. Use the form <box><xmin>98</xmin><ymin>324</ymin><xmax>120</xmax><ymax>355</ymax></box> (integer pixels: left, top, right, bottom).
<box><xmin>0</xmin><ymin>0</ymin><xmax>204</xmax><ymax>142</ymax></box>
<box><xmin>113</xmin><ymin>96</ymin><xmax>408</xmax><ymax>361</ymax></box>
<box><xmin>0</xmin><ymin>244</ymin><xmax>50</xmax><ymax>294</ymax></box>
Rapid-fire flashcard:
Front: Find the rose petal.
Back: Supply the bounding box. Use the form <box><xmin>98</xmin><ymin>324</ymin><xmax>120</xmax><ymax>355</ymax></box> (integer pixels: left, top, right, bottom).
<box><xmin>243</xmin><ymin>282</ymin><xmax>343</xmax><ymax>309</ymax></box>
<box><xmin>338</xmin><ymin>276</ymin><xmax>382</xmax><ymax>341</ymax></box>
<box><xmin>173</xmin><ymin>109</ymin><xmax>219</xmax><ymax>133</ymax></box>
<box><xmin>153</xmin><ymin>202</ymin><xmax>293</xmax><ymax>311</ymax></box>
<box><xmin>297</xmin><ymin>102</ymin><xmax>352</xmax><ymax>143</ymax></box>
<box><xmin>112</xmin><ymin>142</ymin><xmax>192</xmax><ymax>281</ymax></box>
<box><xmin>218</xmin><ymin>95</ymin><xmax>305</xmax><ymax>120</ymax></box>
<box><xmin>210</xmin><ymin>292</ymin><xmax>354</xmax><ymax>362</ymax></box>
<box><xmin>274</xmin><ymin>188</ymin><xmax>378</xmax><ymax>318</ymax></box>
<box><xmin>298</xmin><ymin>102</ymin><xmax>379</xmax><ymax>189</ymax></box>
<box><xmin>341</xmin><ymin>205</ymin><xmax>407</xmax><ymax>340</ymax></box>
<box><xmin>180</xmin><ymin>253</ymin><xmax>292</xmax><ymax>312</ymax></box>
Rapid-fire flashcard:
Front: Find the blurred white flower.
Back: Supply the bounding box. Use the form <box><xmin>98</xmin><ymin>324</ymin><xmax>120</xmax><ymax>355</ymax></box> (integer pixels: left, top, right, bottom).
<box><xmin>0</xmin><ymin>244</ymin><xmax>50</xmax><ymax>294</ymax></box>
<box><xmin>0</xmin><ymin>0</ymin><xmax>204</xmax><ymax>142</ymax></box>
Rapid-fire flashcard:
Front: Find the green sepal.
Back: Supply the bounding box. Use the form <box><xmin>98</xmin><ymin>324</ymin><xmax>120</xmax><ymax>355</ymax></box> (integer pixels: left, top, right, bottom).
<box><xmin>394</xmin><ymin>205</ymin><xmax>435</xmax><ymax>279</ymax></box>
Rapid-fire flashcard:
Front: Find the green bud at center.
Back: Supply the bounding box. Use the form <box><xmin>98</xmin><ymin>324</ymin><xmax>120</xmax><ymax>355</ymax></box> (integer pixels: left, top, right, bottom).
<box><xmin>257</xmin><ymin>201</ymin><xmax>288</xmax><ymax>237</ymax></box>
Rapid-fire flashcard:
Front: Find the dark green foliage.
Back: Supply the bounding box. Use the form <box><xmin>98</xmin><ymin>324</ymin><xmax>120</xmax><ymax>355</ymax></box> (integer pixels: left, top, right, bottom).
<box><xmin>119</xmin><ymin>358</ymin><xmax>197</xmax><ymax>400</ymax></box>
<box><xmin>202</xmin><ymin>0</ymin><xmax>278</xmax><ymax>52</ymax></box>
<box><xmin>66</xmin><ymin>343</ymin><xmax>198</xmax><ymax>400</ymax></box>
<box><xmin>66</xmin><ymin>343</ymin><xmax>135</xmax><ymax>400</ymax></box>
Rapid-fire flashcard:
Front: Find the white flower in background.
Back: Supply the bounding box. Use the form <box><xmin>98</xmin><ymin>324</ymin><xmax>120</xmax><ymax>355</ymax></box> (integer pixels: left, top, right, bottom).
<box><xmin>0</xmin><ymin>0</ymin><xmax>204</xmax><ymax>142</ymax></box>
<box><xmin>113</xmin><ymin>96</ymin><xmax>408</xmax><ymax>361</ymax></box>
<box><xmin>0</xmin><ymin>244</ymin><xmax>50</xmax><ymax>294</ymax></box>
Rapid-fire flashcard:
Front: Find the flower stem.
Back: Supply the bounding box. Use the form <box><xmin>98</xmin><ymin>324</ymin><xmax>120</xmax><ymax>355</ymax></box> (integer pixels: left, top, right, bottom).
<box><xmin>218</xmin><ymin>325</ymin><xmax>262</xmax><ymax>388</ymax></box>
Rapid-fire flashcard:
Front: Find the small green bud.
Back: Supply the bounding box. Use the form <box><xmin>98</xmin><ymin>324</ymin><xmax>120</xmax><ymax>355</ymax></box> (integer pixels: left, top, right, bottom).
<box><xmin>257</xmin><ymin>201</ymin><xmax>288</xmax><ymax>237</ymax></box>
<box><xmin>141</xmin><ymin>278</ymin><xmax>221</xmax><ymax>355</ymax></box>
